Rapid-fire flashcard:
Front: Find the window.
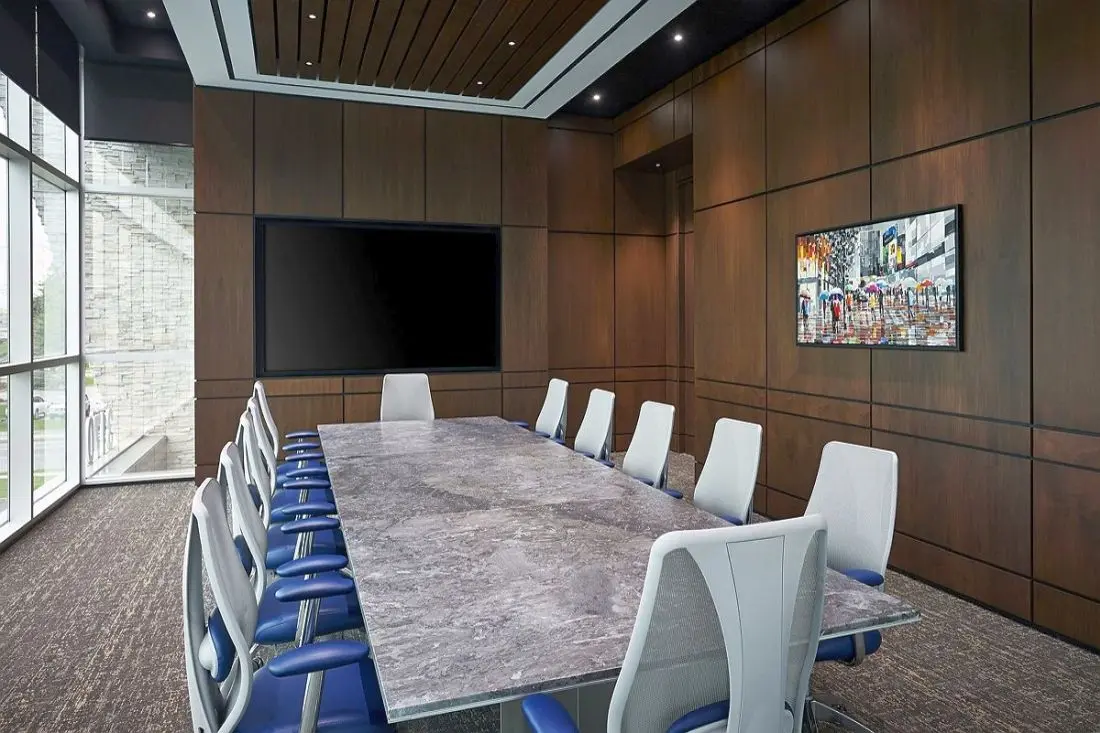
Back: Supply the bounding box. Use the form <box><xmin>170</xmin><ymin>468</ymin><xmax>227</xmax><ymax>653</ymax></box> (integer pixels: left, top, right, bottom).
<box><xmin>0</xmin><ymin>71</ymin><xmax>80</xmax><ymax>540</ymax></box>
<box><xmin>82</xmin><ymin>141</ymin><xmax>194</xmax><ymax>479</ymax></box>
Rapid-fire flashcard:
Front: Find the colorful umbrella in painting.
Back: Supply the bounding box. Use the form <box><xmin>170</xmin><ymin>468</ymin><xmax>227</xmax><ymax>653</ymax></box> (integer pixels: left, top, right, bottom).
<box><xmin>800</xmin><ymin>291</ymin><xmax>812</xmax><ymax>300</ymax></box>
<box><xmin>935</xmin><ymin>278</ymin><xmax>948</xmax><ymax>289</ymax></box>
<box><xmin>819</xmin><ymin>291</ymin><xmax>830</xmax><ymax>301</ymax></box>
<box><xmin>864</xmin><ymin>283</ymin><xmax>881</xmax><ymax>293</ymax></box>
<box><xmin>920</xmin><ymin>278</ymin><xmax>934</xmax><ymax>287</ymax></box>
<box><xmin>901</xmin><ymin>277</ymin><xmax>918</xmax><ymax>289</ymax></box>
<box><xmin>829</xmin><ymin>287</ymin><xmax>844</xmax><ymax>296</ymax></box>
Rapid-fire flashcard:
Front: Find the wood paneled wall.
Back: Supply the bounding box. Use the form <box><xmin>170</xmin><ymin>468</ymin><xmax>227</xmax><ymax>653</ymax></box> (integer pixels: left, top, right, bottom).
<box><xmin>611</xmin><ymin>0</ymin><xmax>1100</xmax><ymax>651</ymax></box>
<box><xmin>194</xmin><ymin>90</ymin><xmax>549</xmax><ymax>480</ymax></box>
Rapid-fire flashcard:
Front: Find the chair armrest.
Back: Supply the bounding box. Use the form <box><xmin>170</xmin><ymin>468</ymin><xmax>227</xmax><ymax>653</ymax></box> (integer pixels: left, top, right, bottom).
<box><xmin>275</xmin><ymin>553</ymin><xmax>349</xmax><ymax>577</ymax></box>
<box><xmin>640</xmin><ymin>478</ymin><xmax>655</xmax><ymax>487</ymax></box>
<box><xmin>281</xmin><ymin>516</ymin><xmax>341</xmax><ymax>535</ymax></box>
<box><xmin>510</xmin><ymin>420</ymin><xmax>530</xmax><ymax>429</ymax></box>
<box><xmin>283</xmin><ymin>442</ymin><xmax>321</xmax><ymax>456</ymax></box>
<box><xmin>273</xmin><ymin>574</ymin><xmax>355</xmax><ymax>603</ymax></box>
<box><xmin>280</xmin><ymin>477</ymin><xmax>331</xmax><ymax>491</ymax></box>
<box><xmin>284</xmin><ymin>466</ymin><xmax>329</xmax><ymax>480</ymax></box>
<box><xmin>270</xmin><ymin>501</ymin><xmax>337</xmax><ymax>523</ymax></box>
<box><xmin>279</xmin><ymin>451</ymin><xmax>325</xmax><ymax>464</ymax></box>
<box><xmin>247</xmin><ymin>483</ymin><xmax>263</xmax><ymax>509</ymax></box>
<box><xmin>578</xmin><ymin>451</ymin><xmax>595</xmax><ymax>459</ymax></box>
<box><xmin>521</xmin><ymin>694</ymin><xmax>579</xmax><ymax>733</ymax></box>
<box><xmin>661</xmin><ymin>488</ymin><xmax>684</xmax><ymax>499</ymax></box>
<box><xmin>597</xmin><ymin>458</ymin><xmax>615</xmax><ymax>468</ymax></box>
<box><xmin>551</xmin><ymin>437</ymin><xmax>567</xmax><ymax>445</ymax></box>
<box><xmin>267</xmin><ymin>640</ymin><xmax>370</xmax><ymax>678</ymax></box>
<box><xmin>285</xmin><ymin>430</ymin><xmax>320</xmax><ymax>440</ymax></box>
<box><xmin>719</xmin><ymin>514</ymin><xmax>744</xmax><ymax>526</ymax></box>
<box><xmin>841</xmin><ymin>568</ymin><xmax>885</xmax><ymax>587</ymax></box>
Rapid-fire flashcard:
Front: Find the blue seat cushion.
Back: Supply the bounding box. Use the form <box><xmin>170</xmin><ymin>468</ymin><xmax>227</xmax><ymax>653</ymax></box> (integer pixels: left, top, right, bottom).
<box><xmin>265</xmin><ymin>527</ymin><xmax>345</xmax><ymax>569</ymax></box>
<box><xmin>842</xmin><ymin>568</ymin><xmax>885</xmax><ymax>587</ymax></box>
<box><xmin>235</xmin><ymin>661</ymin><xmax>390</xmax><ymax>733</ymax></box>
<box><xmin>719</xmin><ymin>514</ymin><xmax>744</xmax><ymax>526</ymax></box>
<box><xmin>667</xmin><ymin>700</ymin><xmax>729</xmax><ymax>733</ymax></box>
<box><xmin>254</xmin><ymin>574</ymin><xmax>363</xmax><ymax>646</ymax></box>
<box><xmin>816</xmin><ymin>630</ymin><xmax>882</xmax><ymax>663</ymax></box>
<box><xmin>277</xmin><ymin>458</ymin><xmax>325</xmax><ymax>474</ymax></box>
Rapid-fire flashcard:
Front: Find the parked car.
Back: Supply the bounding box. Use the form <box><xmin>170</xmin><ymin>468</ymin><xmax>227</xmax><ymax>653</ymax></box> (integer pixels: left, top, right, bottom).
<box><xmin>32</xmin><ymin>395</ymin><xmax>50</xmax><ymax>420</ymax></box>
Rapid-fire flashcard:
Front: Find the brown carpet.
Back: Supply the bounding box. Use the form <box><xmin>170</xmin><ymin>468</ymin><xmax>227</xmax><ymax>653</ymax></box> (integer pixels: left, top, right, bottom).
<box><xmin>0</xmin><ymin>461</ymin><xmax>1097</xmax><ymax>732</ymax></box>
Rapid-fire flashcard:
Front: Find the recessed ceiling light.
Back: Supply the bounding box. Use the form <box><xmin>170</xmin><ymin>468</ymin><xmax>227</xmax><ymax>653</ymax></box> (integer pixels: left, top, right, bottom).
<box><xmin>673</xmin><ymin>33</ymin><xmax>684</xmax><ymax>42</ymax></box>
<box><xmin>476</xmin><ymin>81</ymin><xmax>484</xmax><ymax>85</ymax></box>
<box><xmin>592</xmin><ymin>93</ymin><xmax>601</xmax><ymax>101</ymax></box>
<box><xmin>508</xmin><ymin>41</ymin><xmax>516</xmax><ymax>46</ymax></box>
<box><xmin>308</xmin><ymin>13</ymin><xmax>317</xmax><ymax>20</ymax></box>
<box><xmin>655</xmin><ymin>163</ymin><xmax>662</xmax><ymax>168</ymax></box>
<box><xmin>146</xmin><ymin>10</ymin><xmax>156</xmax><ymax>19</ymax></box>
<box><xmin>306</xmin><ymin>61</ymin><xmax>313</xmax><ymax>66</ymax></box>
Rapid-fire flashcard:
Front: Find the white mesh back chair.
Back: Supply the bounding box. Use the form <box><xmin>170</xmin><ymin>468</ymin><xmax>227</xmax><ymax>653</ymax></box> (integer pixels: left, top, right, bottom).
<box><xmin>621</xmin><ymin>401</ymin><xmax>676</xmax><ymax>491</ymax></box>
<box><xmin>803</xmin><ymin>441</ymin><xmax>898</xmax><ymax>733</ymax></box>
<box><xmin>573</xmin><ymin>388</ymin><xmax>616</xmax><ymax>464</ymax></box>
<box><xmin>534</xmin><ymin>378</ymin><xmax>568</xmax><ymax>441</ymax></box>
<box><xmin>522</xmin><ymin>515</ymin><xmax>829</xmax><ymax>733</ymax></box>
<box><xmin>693</xmin><ymin>418</ymin><xmax>763</xmax><ymax>524</ymax></box>
<box><xmin>380</xmin><ymin>373</ymin><xmax>435</xmax><ymax>421</ymax></box>
<box><xmin>254</xmin><ymin>380</ymin><xmax>324</xmax><ymax>457</ymax></box>
<box><xmin>183</xmin><ymin>479</ymin><xmax>390</xmax><ymax>733</ymax></box>
<box><xmin>247</xmin><ymin>396</ymin><xmax>330</xmax><ymax>497</ymax></box>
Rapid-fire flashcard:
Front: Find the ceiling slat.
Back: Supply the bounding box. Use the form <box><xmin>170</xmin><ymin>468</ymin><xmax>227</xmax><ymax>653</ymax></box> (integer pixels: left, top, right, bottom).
<box><xmin>275</xmin><ymin>0</ymin><xmax>301</xmax><ymax>76</ymax></box>
<box><xmin>444</xmin><ymin>0</ymin><xmax>529</xmax><ymax>94</ymax></box>
<box><xmin>430</xmin><ymin>0</ymin><xmax>506</xmax><ymax>91</ymax></box>
<box><xmin>252</xmin><ymin>0</ymin><xmax>279</xmax><ymax>74</ymax></box>
<box><xmin>340</xmin><ymin>0</ymin><xmax>379</xmax><ymax>83</ymax></box>
<box><xmin>318</xmin><ymin>0</ymin><xmax>352</xmax><ymax>82</ymax></box>
<box><xmin>412</xmin><ymin>0</ymin><xmax>481</xmax><ymax>90</ymax></box>
<box><xmin>393</xmin><ymin>0</ymin><xmax>456</xmax><ymax>89</ymax></box>
<box><xmin>298</xmin><ymin>0</ymin><xmax>325</xmax><ymax>78</ymax></box>
<box><xmin>358</xmin><ymin>0</ymin><xmax>403</xmax><ymax>84</ymax></box>
<box><xmin>480</xmin><ymin>0</ymin><xmax>585</xmax><ymax>98</ymax></box>
<box><xmin>467</xmin><ymin>0</ymin><xmax>554</xmax><ymax>96</ymax></box>
<box><xmin>498</xmin><ymin>0</ymin><xmax>606</xmax><ymax>98</ymax></box>
<box><xmin>375</xmin><ymin>0</ymin><xmax>431</xmax><ymax>87</ymax></box>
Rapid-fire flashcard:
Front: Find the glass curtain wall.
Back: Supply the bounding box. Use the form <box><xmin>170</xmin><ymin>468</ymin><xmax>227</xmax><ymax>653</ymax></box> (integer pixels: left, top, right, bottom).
<box><xmin>82</xmin><ymin>142</ymin><xmax>194</xmax><ymax>480</ymax></box>
<box><xmin>0</xmin><ymin>71</ymin><xmax>82</xmax><ymax>542</ymax></box>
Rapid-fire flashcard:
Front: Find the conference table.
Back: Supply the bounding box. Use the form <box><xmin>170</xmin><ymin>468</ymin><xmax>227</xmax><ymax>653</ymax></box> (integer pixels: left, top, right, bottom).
<box><xmin>318</xmin><ymin>417</ymin><xmax>920</xmax><ymax>731</ymax></box>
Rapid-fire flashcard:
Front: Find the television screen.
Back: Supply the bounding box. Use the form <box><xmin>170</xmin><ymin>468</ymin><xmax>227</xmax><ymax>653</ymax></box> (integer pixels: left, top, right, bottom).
<box><xmin>795</xmin><ymin>206</ymin><xmax>960</xmax><ymax>349</ymax></box>
<box><xmin>257</xmin><ymin>219</ymin><xmax>501</xmax><ymax>375</ymax></box>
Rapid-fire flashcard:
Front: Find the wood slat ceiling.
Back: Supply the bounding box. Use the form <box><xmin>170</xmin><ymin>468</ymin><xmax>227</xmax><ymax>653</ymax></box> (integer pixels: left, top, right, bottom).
<box><xmin>249</xmin><ymin>0</ymin><xmax>611</xmax><ymax>99</ymax></box>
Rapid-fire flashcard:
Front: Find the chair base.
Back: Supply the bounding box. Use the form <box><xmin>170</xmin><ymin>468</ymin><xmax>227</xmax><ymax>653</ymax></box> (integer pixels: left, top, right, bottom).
<box><xmin>805</xmin><ymin>696</ymin><xmax>876</xmax><ymax>733</ymax></box>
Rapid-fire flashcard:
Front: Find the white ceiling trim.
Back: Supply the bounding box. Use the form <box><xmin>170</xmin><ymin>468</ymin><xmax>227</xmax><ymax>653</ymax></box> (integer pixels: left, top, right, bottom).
<box><xmin>163</xmin><ymin>0</ymin><xmax>697</xmax><ymax>119</ymax></box>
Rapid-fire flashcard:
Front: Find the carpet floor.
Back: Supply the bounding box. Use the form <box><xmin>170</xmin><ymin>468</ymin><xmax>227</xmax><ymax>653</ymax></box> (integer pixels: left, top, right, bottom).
<box><xmin>0</xmin><ymin>459</ymin><xmax>1097</xmax><ymax>732</ymax></box>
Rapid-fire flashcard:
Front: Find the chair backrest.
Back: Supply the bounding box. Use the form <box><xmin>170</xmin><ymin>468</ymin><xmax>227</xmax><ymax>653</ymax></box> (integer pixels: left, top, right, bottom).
<box><xmin>607</xmin><ymin>516</ymin><xmax>828</xmax><ymax>733</ymax></box>
<box><xmin>380</xmin><ymin>373</ymin><xmax>435</xmax><ymax>421</ymax></box>
<box><xmin>247</xmin><ymin>396</ymin><xmax>280</xmax><ymax>485</ymax></box>
<box><xmin>252</xmin><ymin>380</ymin><xmax>280</xmax><ymax>454</ymax></box>
<box><xmin>219</xmin><ymin>441</ymin><xmax>268</xmax><ymax>601</ymax></box>
<box><xmin>574</xmin><ymin>388</ymin><xmax>616</xmax><ymax>460</ymax></box>
<box><xmin>183</xmin><ymin>478</ymin><xmax>259</xmax><ymax>733</ymax></box>
<box><xmin>805</xmin><ymin>441</ymin><xmax>898</xmax><ymax>577</ymax></box>
<box><xmin>240</xmin><ymin>409</ymin><xmax>273</xmax><ymax>526</ymax></box>
<box><xmin>534</xmin><ymin>378</ymin><xmax>569</xmax><ymax>439</ymax></box>
<box><xmin>693</xmin><ymin>418</ymin><xmax>763</xmax><ymax>524</ymax></box>
<box><xmin>621</xmin><ymin>401</ymin><xmax>675</xmax><ymax>489</ymax></box>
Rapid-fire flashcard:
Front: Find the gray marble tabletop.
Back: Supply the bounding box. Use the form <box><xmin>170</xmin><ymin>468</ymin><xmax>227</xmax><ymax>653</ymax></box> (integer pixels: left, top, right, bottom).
<box><xmin>318</xmin><ymin>416</ymin><xmax>920</xmax><ymax>722</ymax></box>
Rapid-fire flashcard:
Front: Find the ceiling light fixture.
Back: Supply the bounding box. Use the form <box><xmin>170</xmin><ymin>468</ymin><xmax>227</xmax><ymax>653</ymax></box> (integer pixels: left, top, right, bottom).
<box><xmin>146</xmin><ymin>9</ymin><xmax>157</xmax><ymax>19</ymax></box>
<box><xmin>476</xmin><ymin>81</ymin><xmax>484</xmax><ymax>85</ymax></box>
<box><xmin>508</xmin><ymin>41</ymin><xmax>516</xmax><ymax>46</ymax></box>
<box><xmin>673</xmin><ymin>32</ymin><xmax>683</xmax><ymax>42</ymax></box>
<box><xmin>306</xmin><ymin>61</ymin><xmax>313</xmax><ymax>66</ymax></box>
<box><xmin>308</xmin><ymin>13</ymin><xmax>317</xmax><ymax>20</ymax></box>
<box><xmin>592</xmin><ymin>93</ymin><xmax>601</xmax><ymax>101</ymax></box>
<box><xmin>655</xmin><ymin>163</ymin><xmax>662</xmax><ymax>168</ymax></box>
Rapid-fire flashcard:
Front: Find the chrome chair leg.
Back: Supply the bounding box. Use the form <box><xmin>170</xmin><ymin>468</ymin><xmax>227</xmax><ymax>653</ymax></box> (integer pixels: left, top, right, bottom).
<box><xmin>805</xmin><ymin>695</ymin><xmax>877</xmax><ymax>733</ymax></box>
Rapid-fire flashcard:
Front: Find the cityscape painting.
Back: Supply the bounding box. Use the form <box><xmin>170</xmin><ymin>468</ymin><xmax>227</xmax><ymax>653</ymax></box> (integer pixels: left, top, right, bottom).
<box><xmin>796</xmin><ymin>206</ymin><xmax>960</xmax><ymax>349</ymax></box>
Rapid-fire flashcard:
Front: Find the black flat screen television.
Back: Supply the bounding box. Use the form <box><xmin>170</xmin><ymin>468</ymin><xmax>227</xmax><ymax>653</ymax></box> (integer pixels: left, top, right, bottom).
<box><xmin>795</xmin><ymin>205</ymin><xmax>961</xmax><ymax>350</ymax></box>
<box><xmin>256</xmin><ymin>219</ymin><xmax>501</xmax><ymax>376</ymax></box>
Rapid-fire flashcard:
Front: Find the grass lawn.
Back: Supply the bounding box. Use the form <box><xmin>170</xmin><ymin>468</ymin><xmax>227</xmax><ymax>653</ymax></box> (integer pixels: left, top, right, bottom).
<box><xmin>0</xmin><ymin>473</ymin><xmax>61</xmax><ymax>503</ymax></box>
